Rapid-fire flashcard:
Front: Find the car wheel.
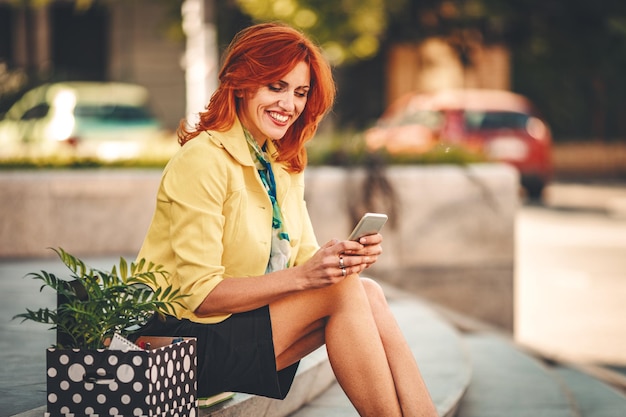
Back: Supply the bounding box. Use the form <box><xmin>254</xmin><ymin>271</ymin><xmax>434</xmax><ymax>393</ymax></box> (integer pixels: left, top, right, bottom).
<box><xmin>522</xmin><ymin>176</ymin><xmax>546</xmax><ymax>201</ymax></box>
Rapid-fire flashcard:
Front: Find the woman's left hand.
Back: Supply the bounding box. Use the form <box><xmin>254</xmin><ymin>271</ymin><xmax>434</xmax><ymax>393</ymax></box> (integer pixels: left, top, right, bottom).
<box><xmin>342</xmin><ymin>233</ymin><xmax>383</xmax><ymax>269</ymax></box>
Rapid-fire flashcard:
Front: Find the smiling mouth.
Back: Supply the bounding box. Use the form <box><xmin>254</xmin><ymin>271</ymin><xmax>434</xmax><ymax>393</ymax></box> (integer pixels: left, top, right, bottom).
<box><xmin>269</xmin><ymin>111</ymin><xmax>289</xmax><ymax>123</ymax></box>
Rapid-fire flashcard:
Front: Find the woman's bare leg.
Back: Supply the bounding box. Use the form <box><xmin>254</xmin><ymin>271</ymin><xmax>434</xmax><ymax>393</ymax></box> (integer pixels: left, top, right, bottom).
<box><xmin>360</xmin><ymin>278</ymin><xmax>439</xmax><ymax>417</ymax></box>
<box><xmin>270</xmin><ymin>273</ymin><xmax>403</xmax><ymax>417</ymax></box>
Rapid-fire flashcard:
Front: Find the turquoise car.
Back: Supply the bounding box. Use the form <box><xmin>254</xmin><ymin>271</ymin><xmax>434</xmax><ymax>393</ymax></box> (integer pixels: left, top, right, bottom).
<box><xmin>0</xmin><ymin>82</ymin><xmax>178</xmax><ymax>161</ymax></box>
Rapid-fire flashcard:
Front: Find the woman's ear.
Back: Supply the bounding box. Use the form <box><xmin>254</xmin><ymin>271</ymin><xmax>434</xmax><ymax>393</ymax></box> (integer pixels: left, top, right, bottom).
<box><xmin>235</xmin><ymin>89</ymin><xmax>244</xmax><ymax>98</ymax></box>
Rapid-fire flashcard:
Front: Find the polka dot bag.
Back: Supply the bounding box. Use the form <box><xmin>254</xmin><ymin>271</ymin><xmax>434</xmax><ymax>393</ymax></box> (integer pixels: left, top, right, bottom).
<box><xmin>45</xmin><ymin>337</ymin><xmax>198</xmax><ymax>417</ymax></box>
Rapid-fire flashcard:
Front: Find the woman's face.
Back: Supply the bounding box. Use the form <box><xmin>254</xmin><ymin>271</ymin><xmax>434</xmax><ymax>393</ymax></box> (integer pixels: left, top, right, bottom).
<box><xmin>238</xmin><ymin>61</ymin><xmax>310</xmax><ymax>146</ymax></box>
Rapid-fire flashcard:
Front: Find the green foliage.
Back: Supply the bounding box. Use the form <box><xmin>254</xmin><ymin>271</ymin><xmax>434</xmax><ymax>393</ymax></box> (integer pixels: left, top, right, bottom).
<box><xmin>377</xmin><ymin>142</ymin><xmax>487</xmax><ymax>166</ymax></box>
<box><xmin>306</xmin><ymin>131</ymin><xmax>486</xmax><ymax>167</ymax></box>
<box><xmin>306</xmin><ymin>131</ymin><xmax>368</xmax><ymax>166</ymax></box>
<box><xmin>0</xmin><ymin>155</ymin><xmax>170</xmax><ymax>170</ymax></box>
<box><xmin>236</xmin><ymin>0</ymin><xmax>387</xmax><ymax>65</ymax></box>
<box><xmin>13</xmin><ymin>248</ymin><xmax>187</xmax><ymax>349</ymax></box>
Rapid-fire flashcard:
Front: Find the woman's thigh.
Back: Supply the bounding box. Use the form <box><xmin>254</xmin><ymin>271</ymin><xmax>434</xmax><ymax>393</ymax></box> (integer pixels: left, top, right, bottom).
<box><xmin>268</xmin><ymin>274</ymin><xmax>371</xmax><ymax>360</ymax></box>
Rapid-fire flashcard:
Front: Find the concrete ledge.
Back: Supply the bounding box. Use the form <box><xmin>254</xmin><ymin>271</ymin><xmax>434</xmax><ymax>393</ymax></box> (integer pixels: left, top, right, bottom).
<box><xmin>305</xmin><ymin>164</ymin><xmax>519</xmax><ymax>330</ymax></box>
<box><xmin>198</xmin><ymin>345</ymin><xmax>335</xmax><ymax>417</ymax></box>
<box><xmin>306</xmin><ymin>164</ymin><xmax>518</xmax><ymax>270</ymax></box>
<box><xmin>0</xmin><ymin>164</ymin><xmax>517</xmax><ymax>262</ymax></box>
<box><xmin>0</xmin><ymin>170</ymin><xmax>161</xmax><ymax>258</ymax></box>
<box><xmin>0</xmin><ymin>164</ymin><xmax>518</xmax><ymax>329</ymax></box>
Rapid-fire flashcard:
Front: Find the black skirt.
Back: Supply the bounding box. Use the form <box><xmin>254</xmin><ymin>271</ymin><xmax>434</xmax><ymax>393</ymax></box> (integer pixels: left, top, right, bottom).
<box><xmin>134</xmin><ymin>305</ymin><xmax>299</xmax><ymax>399</ymax></box>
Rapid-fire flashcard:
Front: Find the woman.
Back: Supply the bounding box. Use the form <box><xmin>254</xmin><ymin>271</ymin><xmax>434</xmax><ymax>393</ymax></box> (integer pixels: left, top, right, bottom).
<box><xmin>137</xmin><ymin>22</ymin><xmax>438</xmax><ymax>417</ymax></box>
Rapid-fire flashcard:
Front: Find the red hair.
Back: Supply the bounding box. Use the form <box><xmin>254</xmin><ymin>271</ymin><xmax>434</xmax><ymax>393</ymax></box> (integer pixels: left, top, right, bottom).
<box><xmin>178</xmin><ymin>22</ymin><xmax>336</xmax><ymax>173</ymax></box>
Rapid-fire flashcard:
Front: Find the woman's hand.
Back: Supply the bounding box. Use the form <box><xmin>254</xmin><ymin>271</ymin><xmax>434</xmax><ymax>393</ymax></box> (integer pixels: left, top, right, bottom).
<box><xmin>345</xmin><ymin>233</ymin><xmax>383</xmax><ymax>270</ymax></box>
<box><xmin>296</xmin><ymin>234</ymin><xmax>383</xmax><ymax>290</ymax></box>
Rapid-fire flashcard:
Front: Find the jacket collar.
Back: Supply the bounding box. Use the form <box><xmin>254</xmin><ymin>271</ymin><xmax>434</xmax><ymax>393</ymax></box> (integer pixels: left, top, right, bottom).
<box><xmin>207</xmin><ymin>118</ymin><xmax>291</xmax><ymax>204</ymax></box>
<box><xmin>207</xmin><ymin>117</ymin><xmax>254</xmax><ymax>167</ymax></box>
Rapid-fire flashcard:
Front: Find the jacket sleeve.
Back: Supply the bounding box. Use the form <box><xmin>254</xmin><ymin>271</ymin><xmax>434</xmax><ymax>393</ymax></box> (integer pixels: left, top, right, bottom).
<box><xmin>160</xmin><ymin>139</ymin><xmax>229</xmax><ymax>314</ymax></box>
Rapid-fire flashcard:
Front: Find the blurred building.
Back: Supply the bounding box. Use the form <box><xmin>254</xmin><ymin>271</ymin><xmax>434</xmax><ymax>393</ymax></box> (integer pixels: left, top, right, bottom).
<box><xmin>385</xmin><ymin>39</ymin><xmax>511</xmax><ymax>108</ymax></box>
<box><xmin>0</xmin><ymin>0</ymin><xmax>188</xmax><ymax>130</ymax></box>
<box><xmin>1</xmin><ymin>1</ymin><xmax>511</xmax><ymax>131</ymax></box>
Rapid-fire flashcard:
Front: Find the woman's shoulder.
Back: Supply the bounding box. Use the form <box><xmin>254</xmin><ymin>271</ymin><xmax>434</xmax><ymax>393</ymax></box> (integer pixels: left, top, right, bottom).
<box><xmin>158</xmin><ymin>133</ymin><xmax>235</xmax><ymax>199</ymax></box>
<box><xmin>181</xmin><ymin>131</ymin><xmax>224</xmax><ymax>152</ymax></box>
<box><xmin>171</xmin><ymin>131</ymin><xmax>228</xmax><ymax>161</ymax></box>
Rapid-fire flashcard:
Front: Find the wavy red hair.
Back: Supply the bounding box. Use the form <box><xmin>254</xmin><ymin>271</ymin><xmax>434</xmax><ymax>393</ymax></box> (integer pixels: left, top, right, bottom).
<box><xmin>178</xmin><ymin>22</ymin><xmax>336</xmax><ymax>173</ymax></box>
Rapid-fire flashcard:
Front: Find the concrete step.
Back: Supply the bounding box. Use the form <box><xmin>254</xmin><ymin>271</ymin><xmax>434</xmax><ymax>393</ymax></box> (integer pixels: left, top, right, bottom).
<box><xmin>550</xmin><ymin>364</ymin><xmax>626</xmax><ymax>417</ymax></box>
<box><xmin>288</xmin><ymin>285</ymin><xmax>472</xmax><ymax>417</ymax></box>
<box><xmin>456</xmin><ymin>332</ymin><xmax>626</xmax><ymax>417</ymax></box>
<box><xmin>456</xmin><ymin>333</ymin><xmax>579</xmax><ymax>417</ymax></box>
<box><xmin>199</xmin><ymin>346</ymin><xmax>335</xmax><ymax>417</ymax></box>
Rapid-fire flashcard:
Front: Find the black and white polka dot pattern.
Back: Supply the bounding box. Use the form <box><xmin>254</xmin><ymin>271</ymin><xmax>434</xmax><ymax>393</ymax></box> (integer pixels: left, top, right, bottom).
<box><xmin>45</xmin><ymin>339</ymin><xmax>197</xmax><ymax>417</ymax></box>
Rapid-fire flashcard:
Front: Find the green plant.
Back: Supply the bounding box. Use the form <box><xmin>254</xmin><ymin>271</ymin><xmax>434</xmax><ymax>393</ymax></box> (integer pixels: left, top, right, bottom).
<box><xmin>0</xmin><ymin>154</ymin><xmax>171</xmax><ymax>170</ymax></box>
<box><xmin>14</xmin><ymin>248</ymin><xmax>187</xmax><ymax>349</ymax></box>
<box><xmin>306</xmin><ymin>131</ymin><xmax>487</xmax><ymax>167</ymax></box>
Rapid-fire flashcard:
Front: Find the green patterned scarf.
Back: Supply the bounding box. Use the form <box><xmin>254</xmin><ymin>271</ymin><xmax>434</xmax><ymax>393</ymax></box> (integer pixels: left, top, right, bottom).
<box><xmin>243</xmin><ymin>129</ymin><xmax>291</xmax><ymax>273</ymax></box>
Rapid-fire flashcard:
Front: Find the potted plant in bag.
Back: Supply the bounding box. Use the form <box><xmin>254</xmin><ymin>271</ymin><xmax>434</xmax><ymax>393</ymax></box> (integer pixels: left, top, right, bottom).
<box><xmin>13</xmin><ymin>247</ymin><xmax>198</xmax><ymax>417</ymax></box>
<box><xmin>14</xmin><ymin>247</ymin><xmax>186</xmax><ymax>348</ymax></box>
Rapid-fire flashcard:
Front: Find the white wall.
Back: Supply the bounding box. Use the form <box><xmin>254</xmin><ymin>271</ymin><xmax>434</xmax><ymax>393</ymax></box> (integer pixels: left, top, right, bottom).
<box><xmin>108</xmin><ymin>0</ymin><xmax>186</xmax><ymax>130</ymax></box>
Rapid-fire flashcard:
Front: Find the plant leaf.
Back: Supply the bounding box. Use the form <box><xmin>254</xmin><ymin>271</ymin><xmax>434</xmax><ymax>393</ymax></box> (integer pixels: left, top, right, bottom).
<box><xmin>14</xmin><ymin>248</ymin><xmax>189</xmax><ymax>349</ymax></box>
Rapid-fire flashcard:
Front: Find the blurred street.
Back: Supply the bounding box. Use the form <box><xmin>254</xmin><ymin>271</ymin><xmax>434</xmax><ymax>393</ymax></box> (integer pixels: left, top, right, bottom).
<box><xmin>1</xmin><ymin>181</ymin><xmax>626</xmax><ymax>416</ymax></box>
<box><xmin>516</xmin><ymin>182</ymin><xmax>626</xmax><ymax>365</ymax></box>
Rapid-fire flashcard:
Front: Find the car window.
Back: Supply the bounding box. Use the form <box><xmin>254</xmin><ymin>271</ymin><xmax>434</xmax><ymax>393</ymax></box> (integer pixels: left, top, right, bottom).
<box><xmin>391</xmin><ymin>110</ymin><xmax>444</xmax><ymax>129</ymax></box>
<box><xmin>21</xmin><ymin>103</ymin><xmax>50</xmax><ymax>120</ymax></box>
<box><xmin>465</xmin><ymin>111</ymin><xmax>530</xmax><ymax>131</ymax></box>
<box><xmin>74</xmin><ymin>105</ymin><xmax>155</xmax><ymax>122</ymax></box>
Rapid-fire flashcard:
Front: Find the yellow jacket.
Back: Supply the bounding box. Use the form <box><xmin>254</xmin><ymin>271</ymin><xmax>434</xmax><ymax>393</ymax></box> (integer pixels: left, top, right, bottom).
<box><xmin>137</xmin><ymin>118</ymin><xmax>320</xmax><ymax>323</ymax></box>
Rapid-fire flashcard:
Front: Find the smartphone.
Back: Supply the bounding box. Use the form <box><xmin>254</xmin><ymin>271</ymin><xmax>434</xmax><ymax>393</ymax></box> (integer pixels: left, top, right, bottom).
<box><xmin>347</xmin><ymin>213</ymin><xmax>388</xmax><ymax>241</ymax></box>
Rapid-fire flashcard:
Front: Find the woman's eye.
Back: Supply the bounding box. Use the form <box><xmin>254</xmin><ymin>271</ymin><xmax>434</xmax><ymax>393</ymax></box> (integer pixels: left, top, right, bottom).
<box><xmin>268</xmin><ymin>84</ymin><xmax>283</xmax><ymax>92</ymax></box>
<box><xmin>268</xmin><ymin>83</ymin><xmax>308</xmax><ymax>98</ymax></box>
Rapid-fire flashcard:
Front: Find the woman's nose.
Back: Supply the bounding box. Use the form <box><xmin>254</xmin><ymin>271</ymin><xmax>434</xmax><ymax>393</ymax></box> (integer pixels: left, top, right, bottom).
<box><xmin>278</xmin><ymin>93</ymin><xmax>295</xmax><ymax>111</ymax></box>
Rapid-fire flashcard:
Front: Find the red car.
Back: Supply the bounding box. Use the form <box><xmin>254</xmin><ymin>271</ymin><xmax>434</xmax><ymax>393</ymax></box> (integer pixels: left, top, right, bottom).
<box><xmin>365</xmin><ymin>89</ymin><xmax>553</xmax><ymax>198</ymax></box>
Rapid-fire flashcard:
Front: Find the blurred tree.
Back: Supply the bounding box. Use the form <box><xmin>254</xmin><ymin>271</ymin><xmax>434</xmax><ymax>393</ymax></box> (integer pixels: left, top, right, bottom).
<box><xmin>236</xmin><ymin>0</ymin><xmax>387</xmax><ymax>65</ymax></box>
<box><xmin>498</xmin><ymin>0</ymin><xmax>626</xmax><ymax>141</ymax></box>
<box><xmin>8</xmin><ymin>0</ymin><xmax>626</xmax><ymax>139</ymax></box>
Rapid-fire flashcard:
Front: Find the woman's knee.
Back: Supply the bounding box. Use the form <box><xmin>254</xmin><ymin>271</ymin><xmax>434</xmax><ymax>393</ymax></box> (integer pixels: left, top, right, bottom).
<box><xmin>360</xmin><ymin>277</ymin><xmax>388</xmax><ymax>308</ymax></box>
